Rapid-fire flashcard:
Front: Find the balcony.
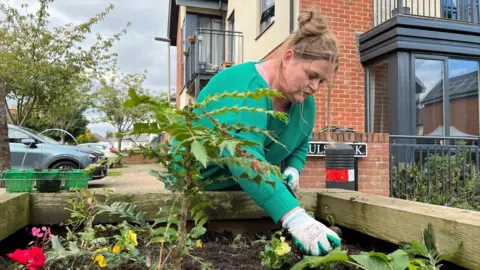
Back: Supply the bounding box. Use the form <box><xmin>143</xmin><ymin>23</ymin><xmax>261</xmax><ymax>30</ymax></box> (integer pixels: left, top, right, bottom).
<box><xmin>183</xmin><ymin>28</ymin><xmax>243</xmax><ymax>97</ymax></box>
<box><xmin>374</xmin><ymin>0</ymin><xmax>480</xmax><ymax>26</ymax></box>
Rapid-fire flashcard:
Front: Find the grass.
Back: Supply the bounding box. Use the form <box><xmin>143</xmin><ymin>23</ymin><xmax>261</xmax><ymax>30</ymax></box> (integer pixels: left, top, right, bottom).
<box><xmin>107</xmin><ymin>171</ymin><xmax>122</xmax><ymax>177</ymax></box>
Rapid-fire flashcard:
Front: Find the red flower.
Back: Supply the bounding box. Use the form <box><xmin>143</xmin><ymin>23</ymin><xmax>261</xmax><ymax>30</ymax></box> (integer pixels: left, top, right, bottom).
<box><xmin>7</xmin><ymin>249</ymin><xmax>30</xmax><ymax>265</ymax></box>
<box><xmin>7</xmin><ymin>246</ymin><xmax>45</xmax><ymax>270</ymax></box>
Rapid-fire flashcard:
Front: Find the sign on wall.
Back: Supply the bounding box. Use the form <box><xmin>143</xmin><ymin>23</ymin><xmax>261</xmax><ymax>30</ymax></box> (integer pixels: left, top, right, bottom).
<box><xmin>307</xmin><ymin>141</ymin><xmax>368</xmax><ymax>157</ymax></box>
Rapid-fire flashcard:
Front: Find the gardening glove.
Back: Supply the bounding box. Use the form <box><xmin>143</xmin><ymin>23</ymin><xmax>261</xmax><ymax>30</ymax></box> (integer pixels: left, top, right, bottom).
<box><xmin>282</xmin><ymin>167</ymin><xmax>300</xmax><ymax>191</ymax></box>
<box><xmin>282</xmin><ymin>208</ymin><xmax>341</xmax><ymax>256</ymax></box>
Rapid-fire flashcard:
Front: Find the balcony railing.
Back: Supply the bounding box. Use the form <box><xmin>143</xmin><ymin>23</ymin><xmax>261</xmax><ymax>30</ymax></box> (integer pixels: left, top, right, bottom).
<box><xmin>389</xmin><ymin>135</ymin><xmax>480</xmax><ymax>208</ymax></box>
<box><xmin>373</xmin><ymin>0</ymin><xmax>480</xmax><ymax>26</ymax></box>
<box><xmin>184</xmin><ymin>28</ymin><xmax>243</xmax><ymax>87</ymax></box>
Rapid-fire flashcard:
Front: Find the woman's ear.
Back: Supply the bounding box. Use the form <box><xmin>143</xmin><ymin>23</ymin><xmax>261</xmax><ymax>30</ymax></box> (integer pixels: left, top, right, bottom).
<box><xmin>282</xmin><ymin>49</ymin><xmax>295</xmax><ymax>67</ymax></box>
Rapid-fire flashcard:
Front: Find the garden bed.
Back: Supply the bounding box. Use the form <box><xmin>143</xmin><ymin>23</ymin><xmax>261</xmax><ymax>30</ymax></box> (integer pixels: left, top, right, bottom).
<box><xmin>0</xmin><ymin>188</ymin><xmax>478</xmax><ymax>269</ymax></box>
<box><xmin>0</xmin><ymin>222</ymin><xmax>466</xmax><ymax>270</ymax></box>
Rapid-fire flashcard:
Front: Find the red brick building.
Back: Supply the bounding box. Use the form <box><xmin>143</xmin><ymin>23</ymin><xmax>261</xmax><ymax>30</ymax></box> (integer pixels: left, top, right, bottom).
<box><xmin>167</xmin><ymin>0</ymin><xmax>480</xmax><ymax>197</ymax></box>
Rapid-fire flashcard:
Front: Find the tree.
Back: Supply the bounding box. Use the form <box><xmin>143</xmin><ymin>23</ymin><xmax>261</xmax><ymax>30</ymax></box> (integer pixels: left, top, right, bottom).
<box><xmin>0</xmin><ymin>81</ymin><xmax>9</xmax><ymax>188</ymax></box>
<box><xmin>76</xmin><ymin>129</ymin><xmax>99</xmax><ymax>144</ymax></box>
<box><xmin>93</xmin><ymin>68</ymin><xmax>151</xmax><ymax>150</ymax></box>
<box><xmin>0</xmin><ymin>0</ymin><xmax>130</xmax><ymax>126</ymax></box>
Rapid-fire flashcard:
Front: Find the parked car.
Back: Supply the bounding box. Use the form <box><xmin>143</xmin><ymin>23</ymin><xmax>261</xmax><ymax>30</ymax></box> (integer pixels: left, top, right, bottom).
<box><xmin>77</xmin><ymin>142</ymin><xmax>122</xmax><ymax>168</ymax></box>
<box><xmin>8</xmin><ymin>124</ymin><xmax>108</xmax><ymax>180</ymax></box>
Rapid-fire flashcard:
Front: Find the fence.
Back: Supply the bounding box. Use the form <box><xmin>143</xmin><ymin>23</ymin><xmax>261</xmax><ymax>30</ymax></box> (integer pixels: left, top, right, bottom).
<box><xmin>374</xmin><ymin>0</ymin><xmax>480</xmax><ymax>26</ymax></box>
<box><xmin>389</xmin><ymin>135</ymin><xmax>480</xmax><ymax>209</ymax></box>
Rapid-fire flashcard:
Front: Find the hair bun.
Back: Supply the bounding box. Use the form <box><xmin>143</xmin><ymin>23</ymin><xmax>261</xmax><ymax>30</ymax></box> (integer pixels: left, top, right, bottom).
<box><xmin>297</xmin><ymin>11</ymin><xmax>329</xmax><ymax>37</ymax></box>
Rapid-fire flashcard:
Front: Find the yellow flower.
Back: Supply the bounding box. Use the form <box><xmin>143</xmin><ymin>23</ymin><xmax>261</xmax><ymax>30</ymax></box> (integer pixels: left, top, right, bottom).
<box><xmin>274</xmin><ymin>237</ymin><xmax>291</xmax><ymax>256</ymax></box>
<box><xmin>95</xmin><ymin>255</ymin><xmax>107</xmax><ymax>268</ymax></box>
<box><xmin>195</xmin><ymin>240</ymin><xmax>202</xmax><ymax>248</ymax></box>
<box><xmin>127</xmin><ymin>230</ymin><xmax>138</xmax><ymax>246</ymax></box>
<box><xmin>112</xmin><ymin>244</ymin><xmax>121</xmax><ymax>254</ymax></box>
<box><xmin>92</xmin><ymin>247</ymin><xmax>108</xmax><ymax>260</ymax></box>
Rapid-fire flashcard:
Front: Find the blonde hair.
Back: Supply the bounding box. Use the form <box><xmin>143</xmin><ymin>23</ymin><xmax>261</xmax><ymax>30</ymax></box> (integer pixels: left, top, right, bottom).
<box><xmin>277</xmin><ymin>10</ymin><xmax>339</xmax><ymax>143</ymax></box>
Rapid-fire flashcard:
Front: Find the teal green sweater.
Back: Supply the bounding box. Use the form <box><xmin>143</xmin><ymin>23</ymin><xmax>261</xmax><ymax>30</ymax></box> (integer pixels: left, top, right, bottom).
<box><xmin>189</xmin><ymin>61</ymin><xmax>316</xmax><ymax>223</ymax></box>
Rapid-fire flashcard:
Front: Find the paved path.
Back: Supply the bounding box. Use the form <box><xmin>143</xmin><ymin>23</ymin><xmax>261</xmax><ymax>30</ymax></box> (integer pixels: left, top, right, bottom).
<box><xmin>88</xmin><ymin>163</ymin><xmax>165</xmax><ymax>190</ymax></box>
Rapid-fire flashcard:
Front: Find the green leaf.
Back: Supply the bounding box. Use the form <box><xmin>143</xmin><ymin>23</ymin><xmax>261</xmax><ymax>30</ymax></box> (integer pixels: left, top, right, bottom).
<box><xmin>152</xmin><ymin>236</ymin><xmax>165</xmax><ymax>243</ymax></box>
<box><xmin>291</xmin><ymin>249</ymin><xmax>348</xmax><ymax>270</ymax></box>
<box><xmin>191</xmin><ymin>141</ymin><xmax>209</xmax><ymax>168</ymax></box>
<box><xmin>410</xmin><ymin>240</ymin><xmax>429</xmax><ymax>256</ymax></box>
<box><xmin>369</xmin><ymin>251</ymin><xmax>391</xmax><ymax>262</ymax></box>
<box><xmin>51</xmin><ymin>235</ymin><xmax>65</xmax><ymax>251</ymax></box>
<box><xmin>154</xmin><ymin>216</ymin><xmax>180</xmax><ymax>226</ymax></box>
<box><xmin>388</xmin><ymin>250</ymin><xmax>410</xmax><ymax>270</ymax></box>
<box><xmin>152</xmin><ymin>227</ymin><xmax>177</xmax><ymax>236</ymax></box>
<box><xmin>219</xmin><ymin>141</ymin><xmax>238</xmax><ymax>156</ymax></box>
<box><xmin>350</xmin><ymin>252</ymin><xmax>390</xmax><ymax>270</ymax></box>
<box><xmin>190</xmin><ymin>226</ymin><xmax>207</xmax><ymax>239</ymax></box>
<box><xmin>68</xmin><ymin>241</ymin><xmax>79</xmax><ymax>251</ymax></box>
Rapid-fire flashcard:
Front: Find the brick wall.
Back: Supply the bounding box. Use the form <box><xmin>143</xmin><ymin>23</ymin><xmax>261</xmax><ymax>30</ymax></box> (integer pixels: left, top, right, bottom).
<box><xmin>301</xmin><ymin>132</ymin><xmax>390</xmax><ymax>196</ymax></box>
<box><xmin>263</xmin><ymin>0</ymin><xmax>373</xmax><ymax>133</ymax></box>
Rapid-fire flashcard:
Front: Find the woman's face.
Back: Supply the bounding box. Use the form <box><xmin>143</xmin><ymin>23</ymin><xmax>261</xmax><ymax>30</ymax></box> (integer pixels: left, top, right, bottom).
<box><xmin>281</xmin><ymin>50</ymin><xmax>336</xmax><ymax>103</ymax></box>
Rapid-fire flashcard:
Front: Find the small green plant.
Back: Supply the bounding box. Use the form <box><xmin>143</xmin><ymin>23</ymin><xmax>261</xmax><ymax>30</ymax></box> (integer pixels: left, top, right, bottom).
<box><xmin>290</xmin><ymin>223</ymin><xmax>460</xmax><ymax>270</ymax></box>
<box><xmin>256</xmin><ymin>231</ymin><xmax>294</xmax><ymax>269</ymax></box>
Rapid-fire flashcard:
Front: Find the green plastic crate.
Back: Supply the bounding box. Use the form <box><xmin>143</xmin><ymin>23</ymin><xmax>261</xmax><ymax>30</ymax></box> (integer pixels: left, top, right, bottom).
<box><xmin>34</xmin><ymin>170</ymin><xmax>64</xmax><ymax>193</ymax></box>
<box><xmin>2</xmin><ymin>170</ymin><xmax>35</xmax><ymax>193</ymax></box>
<box><xmin>63</xmin><ymin>170</ymin><xmax>90</xmax><ymax>191</ymax></box>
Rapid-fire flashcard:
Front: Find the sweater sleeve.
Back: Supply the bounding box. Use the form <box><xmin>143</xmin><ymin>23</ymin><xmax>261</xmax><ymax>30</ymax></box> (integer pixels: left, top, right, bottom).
<box><xmin>196</xmin><ymin>76</ymin><xmax>300</xmax><ymax>223</ymax></box>
<box><xmin>283</xmin><ymin>133</ymin><xmax>312</xmax><ymax>174</ymax></box>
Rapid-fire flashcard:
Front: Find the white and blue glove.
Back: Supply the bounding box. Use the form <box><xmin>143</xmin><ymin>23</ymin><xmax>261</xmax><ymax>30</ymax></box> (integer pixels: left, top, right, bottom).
<box><xmin>282</xmin><ymin>167</ymin><xmax>300</xmax><ymax>191</ymax></box>
<box><xmin>282</xmin><ymin>208</ymin><xmax>341</xmax><ymax>256</ymax></box>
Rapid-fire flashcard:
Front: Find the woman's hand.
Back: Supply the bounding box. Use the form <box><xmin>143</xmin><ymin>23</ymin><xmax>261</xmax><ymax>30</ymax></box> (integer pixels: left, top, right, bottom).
<box><xmin>282</xmin><ymin>167</ymin><xmax>300</xmax><ymax>191</ymax></box>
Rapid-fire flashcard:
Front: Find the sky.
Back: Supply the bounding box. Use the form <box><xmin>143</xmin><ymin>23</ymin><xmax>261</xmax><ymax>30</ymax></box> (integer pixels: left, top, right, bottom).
<box><xmin>4</xmin><ymin>0</ymin><xmax>176</xmax><ymax>136</ymax></box>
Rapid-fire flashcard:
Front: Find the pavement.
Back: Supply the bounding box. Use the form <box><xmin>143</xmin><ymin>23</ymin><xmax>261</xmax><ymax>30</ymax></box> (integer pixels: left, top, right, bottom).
<box><xmin>88</xmin><ymin>163</ymin><xmax>165</xmax><ymax>190</ymax></box>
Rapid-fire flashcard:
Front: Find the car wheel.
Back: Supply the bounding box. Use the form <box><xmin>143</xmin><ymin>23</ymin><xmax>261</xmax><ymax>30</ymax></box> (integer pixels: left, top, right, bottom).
<box><xmin>50</xmin><ymin>161</ymin><xmax>79</xmax><ymax>170</ymax></box>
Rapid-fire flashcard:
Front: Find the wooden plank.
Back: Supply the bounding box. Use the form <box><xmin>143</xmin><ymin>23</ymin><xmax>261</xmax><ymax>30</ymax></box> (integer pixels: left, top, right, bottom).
<box><xmin>317</xmin><ymin>189</ymin><xmax>480</xmax><ymax>269</ymax></box>
<box><xmin>0</xmin><ymin>190</ymin><xmax>29</xmax><ymax>241</ymax></box>
<box><xmin>29</xmin><ymin>188</ymin><xmax>319</xmax><ymax>225</ymax></box>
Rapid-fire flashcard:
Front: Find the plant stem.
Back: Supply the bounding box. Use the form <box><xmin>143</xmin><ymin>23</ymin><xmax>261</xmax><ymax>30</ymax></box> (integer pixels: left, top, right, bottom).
<box><xmin>172</xmin><ymin>169</ymin><xmax>191</xmax><ymax>270</ymax></box>
<box><xmin>345</xmin><ymin>261</ymin><xmax>369</xmax><ymax>270</ymax></box>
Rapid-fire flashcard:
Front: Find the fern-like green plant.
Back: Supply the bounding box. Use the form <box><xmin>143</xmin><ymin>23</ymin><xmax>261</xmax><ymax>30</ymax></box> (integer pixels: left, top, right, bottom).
<box><xmin>122</xmin><ymin>87</ymin><xmax>288</xmax><ymax>270</ymax></box>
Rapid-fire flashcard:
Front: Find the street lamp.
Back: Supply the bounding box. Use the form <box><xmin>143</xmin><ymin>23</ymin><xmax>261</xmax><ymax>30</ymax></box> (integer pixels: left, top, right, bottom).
<box><xmin>154</xmin><ymin>36</ymin><xmax>171</xmax><ymax>102</ymax></box>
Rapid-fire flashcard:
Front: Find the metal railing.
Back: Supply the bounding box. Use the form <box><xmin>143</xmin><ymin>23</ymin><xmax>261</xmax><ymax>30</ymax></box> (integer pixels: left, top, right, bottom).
<box><xmin>389</xmin><ymin>135</ymin><xmax>480</xmax><ymax>208</ymax></box>
<box><xmin>184</xmin><ymin>28</ymin><xmax>243</xmax><ymax>86</ymax></box>
<box><xmin>374</xmin><ymin>0</ymin><xmax>480</xmax><ymax>26</ymax></box>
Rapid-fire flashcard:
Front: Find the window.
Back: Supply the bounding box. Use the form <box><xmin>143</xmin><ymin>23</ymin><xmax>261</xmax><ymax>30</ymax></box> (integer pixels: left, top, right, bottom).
<box><xmin>414</xmin><ymin>56</ymin><xmax>479</xmax><ymax>137</ymax></box>
<box><xmin>8</xmin><ymin>128</ymin><xmax>30</xmax><ymax>143</ymax></box>
<box><xmin>198</xmin><ymin>16</ymin><xmax>224</xmax><ymax>68</ymax></box>
<box><xmin>448</xmin><ymin>59</ymin><xmax>479</xmax><ymax>136</ymax></box>
<box><xmin>415</xmin><ymin>58</ymin><xmax>445</xmax><ymax>136</ymax></box>
<box><xmin>367</xmin><ymin>58</ymin><xmax>389</xmax><ymax>133</ymax></box>
<box><xmin>260</xmin><ymin>0</ymin><xmax>275</xmax><ymax>33</ymax></box>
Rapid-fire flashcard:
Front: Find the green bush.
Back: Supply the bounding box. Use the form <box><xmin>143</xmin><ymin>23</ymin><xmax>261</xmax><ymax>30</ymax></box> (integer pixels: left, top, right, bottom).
<box><xmin>391</xmin><ymin>145</ymin><xmax>480</xmax><ymax>210</ymax></box>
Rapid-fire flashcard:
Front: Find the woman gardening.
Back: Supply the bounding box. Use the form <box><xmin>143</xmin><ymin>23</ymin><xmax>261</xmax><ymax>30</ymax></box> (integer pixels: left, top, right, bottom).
<box><xmin>179</xmin><ymin>10</ymin><xmax>341</xmax><ymax>256</ymax></box>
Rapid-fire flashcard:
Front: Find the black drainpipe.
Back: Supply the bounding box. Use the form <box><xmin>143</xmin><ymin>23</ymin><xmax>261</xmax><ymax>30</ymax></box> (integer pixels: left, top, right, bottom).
<box><xmin>290</xmin><ymin>0</ymin><xmax>294</xmax><ymax>33</ymax></box>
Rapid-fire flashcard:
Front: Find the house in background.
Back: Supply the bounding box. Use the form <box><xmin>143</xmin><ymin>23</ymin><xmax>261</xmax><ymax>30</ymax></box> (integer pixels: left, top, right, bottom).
<box><xmin>167</xmin><ymin>0</ymin><xmax>480</xmax><ymax>195</ymax></box>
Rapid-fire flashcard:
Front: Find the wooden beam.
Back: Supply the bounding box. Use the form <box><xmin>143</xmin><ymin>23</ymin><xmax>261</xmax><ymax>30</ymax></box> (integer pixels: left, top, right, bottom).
<box><xmin>29</xmin><ymin>188</ymin><xmax>319</xmax><ymax>225</ymax></box>
<box><xmin>0</xmin><ymin>191</ymin><xmax>29</xmax><ymax>241</ymax></box>
<box><xmin>317</xmin><ymin>189</ymin><xmax>480</xmax><ymax>269</ymax></box>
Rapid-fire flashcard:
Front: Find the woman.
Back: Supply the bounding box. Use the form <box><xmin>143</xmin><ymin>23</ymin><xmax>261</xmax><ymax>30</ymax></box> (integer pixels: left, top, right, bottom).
<box><xmin>189</xmin><ymin>10</ymin><xmax>341</xmax><ymax>256</ymax></box>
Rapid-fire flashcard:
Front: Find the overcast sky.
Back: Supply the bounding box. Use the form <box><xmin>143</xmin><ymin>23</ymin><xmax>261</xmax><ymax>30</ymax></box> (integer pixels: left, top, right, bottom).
<box><xmin>5</xmin><ymin>0</ymin><xmax>176</xmax><ymax>136</ymax></box>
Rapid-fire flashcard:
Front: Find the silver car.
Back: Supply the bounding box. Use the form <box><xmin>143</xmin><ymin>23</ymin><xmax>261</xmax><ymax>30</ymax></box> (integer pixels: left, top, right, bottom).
<box><xmin>8</xmin><ymin>124</ymin><xmax>108</xmax><ymax>180</ymax></box>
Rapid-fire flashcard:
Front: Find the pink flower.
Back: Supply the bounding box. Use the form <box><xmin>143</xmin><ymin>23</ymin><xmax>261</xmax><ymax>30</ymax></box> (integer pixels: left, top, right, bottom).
<box><xmin>31</xmin><ymin>227</ymin><xmax>44</xmax><ymax>238</ymax></box>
